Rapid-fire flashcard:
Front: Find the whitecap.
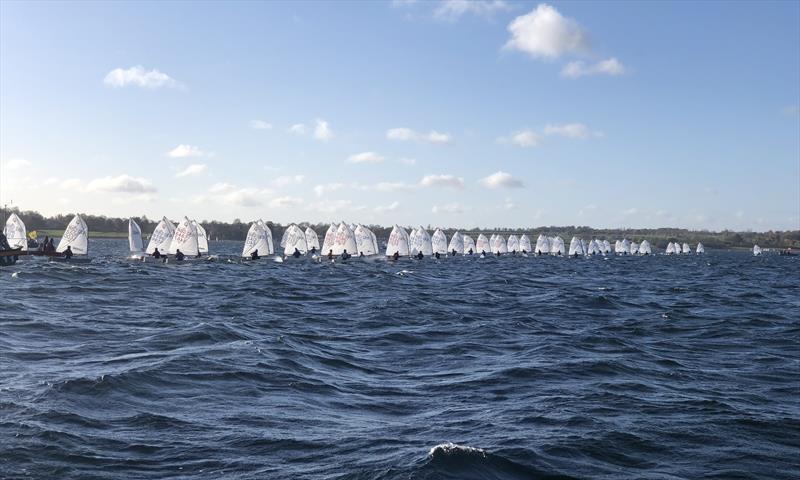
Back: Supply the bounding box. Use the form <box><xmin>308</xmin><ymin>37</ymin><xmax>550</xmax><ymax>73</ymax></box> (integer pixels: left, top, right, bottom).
<box><xmin>428</xmin><ymin>442</ymin><xmax>486</xmax><ymax>457</ymax></box>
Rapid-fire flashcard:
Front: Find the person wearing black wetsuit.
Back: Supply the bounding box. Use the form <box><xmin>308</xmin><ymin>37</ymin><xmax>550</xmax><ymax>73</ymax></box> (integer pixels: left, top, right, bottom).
<box><xmin>451</xmin><ymin>249</ymin><xmax>457</xmax><ymax>256</ymax></box>
<box><xmin>434</xmin><ymin>252</ymin><xmax>440</xmax><ymax>259</ymax></box>
<box><xmin>416</xmin><ymin>251</ymin><xmax>424</xmax><ymax>260</ymax></box>
<box><xmin>293</xmin><ymin>248</ymin><xmax>301</xmax><ymax>258</ymax></box>
<box><xmin>64</xmin><ymin>246</ymin><xmax>73</xmax><ymax>259</ymax></box>
<box><xmin>310</xmin><ymin>246</ymin><xmax>316</xmax><ymax>254</ymax></box>
<box><xmin>175</xmin><ymin>249</ymin><xmax>185</xmax><ymax>261</ymax></box>
<box><xmin>468</xmin><ymin>248</ymin><xmax>473</xmax><ymax>255</ymax></box>
<box><xmin>392</xmin><ymin>251</ymin><xmax>399</xmax><ymax>261</ymax></box>
<box><xmin>152</xmin><ymin>247</ymin><xmax>161</xmax><ymax>259</ymax></box>
<box><xmin>341</xmin><ymin>249</ymin><xmax>351</xmax><ymax>260</ymax></box>
<box><xmin>251</xmin><ymin>249</ymin><xmax>260</xmax><ymax>260</ymax></box>
<box><xmin>328</xmin><ymin>249</ymin><xmax>334</xmax><ymax>260</ymax></box>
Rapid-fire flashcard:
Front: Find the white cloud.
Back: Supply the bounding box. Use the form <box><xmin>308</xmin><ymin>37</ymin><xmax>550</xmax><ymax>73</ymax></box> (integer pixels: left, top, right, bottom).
<box><xmin>175</xmin><ymin>164</ymin><xmax>207</xmax><ymax>178</ymax></box>
<box><xmin>313</xmin><ymin>118</ymin><xmax>334</xmax><ymax>141</ymax></box>
<box><xmin>249</xmin><ymin>120</ymin><xmax>272</xmax><ymax>130</ymax></box>
<box><xmin>375</xmin><ymin>201</ymin><xmax>400</xmax><ymax>212</ymax></box>
<box><xmin>60</xmin><ymin>178</ymin><xmax>83</xmax><ymax>190</ymax></box>
<box><xmin>386</xmin><ymin>127</ymin><xmax>452</xmax><ymax>144</ymax></box>
<box><xmin>499</xmin><ymin>129</ymin><xmax>540</xmax><ymax>147</ymax></box>
<box><xmin>270</xmin><ymin>175</ymin><xmax>306</xmax><ymax>187</ymax></box>
<box><xmin>432</xmin><ymin>202</ymin><xmax>464</xmax><ymax>214</ymax></box>
<box><xmin>400</xmin><ymin>157</ymin><xmax>417</xmax><ymax>166</ymax></box>
<box><xmin>103</xmin><ymin>65</ymin><xmax>178</xmax><ymax>89</ymax></box>
<box><xmin>314</xmin><ymin>183</ymin><xmax>345</xmax><ymax>197</ymax></box>
<box><xmin>269</xmin><ymin>196</ymin><xmax>303</xmax><ymax>208</ymax></box>
<box><xmin>544</xmin><ymin>123</ymin><xmax>601</xmax><ymax>138</ymax></box>
<box><xmin>85</xmin><ymin>174</ymin><xmax>157</xmax><ymax>193</ymax></box>
<box><xmin>219</xmin><ymin>188</ymin><xmax>270</xmax><ymax>207</ymax></box>
<box><xmin>420</xmin><ymin>174</ymin><xmax>464</xmax><ymax>188</ymax></box>
<box><xmin>168</xmin><ymin>144</ymin><xmax>206</xmax><ymax>158</ymax></box>
<box><xmin>435</xmin><ymin>0</ymin><xmax>510</xmax><ymax>20</ymax></box>
<box><xmin>561</xmin><ymin>57</ymin><xmax>626</xmax><ymax>78</ymax></box>
<box><xmin>209</xmin><ymin>182</ymin><xmax>235</xmax><ymax>193</ymax></box>
<box><xmin>481</xmin><ymin>171</ymin><xmax>524</xmax><ymax>188</ymax></box>
<box><xmin>289</xmin><ymin>123</ymin><xmax>307</xmax><ymax>135</ymax></box>
<box><xmin>3</xmin><ymin>158</ymin><xmax>31</xmax><ymax>170</ymax></box>
<box><xmin>504</xmin><ymin>4</ymin><xmax>588</xmax><ymax>58</ymax></box>
<box><xmin>348</xmin><ymin>151</ymin><xmax>385</xmax><ymax>164</ymax></box>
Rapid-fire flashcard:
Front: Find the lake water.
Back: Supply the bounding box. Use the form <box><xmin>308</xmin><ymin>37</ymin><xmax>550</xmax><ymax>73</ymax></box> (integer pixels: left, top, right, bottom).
<box><xmin>2</xmin><ymin>239</ymin><xmax>799</xmax><ymax>479</ymax></box>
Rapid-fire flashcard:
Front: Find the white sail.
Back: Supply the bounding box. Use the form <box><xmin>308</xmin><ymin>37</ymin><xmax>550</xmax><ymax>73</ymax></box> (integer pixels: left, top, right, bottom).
<box><xmin>568</xmin><ymin>236</ymin><xmax>585</xmax><ymax>256</ymax></box>
<box><xmin>463</xmin><ymin>235</ymin><xmax>475</xmax><ymax>254</ymax></box>
<box><xmin>639</xmin><ymin>240</ymin><xmax>652</xmax><ymax>255</ymax></box>
<box><xmin>386</xmin><ymin>225</ymin><xmax>411</xmax><ymax>256</ymax></box>
<box><xmin>666</xmin><ymin>242</ymin><xmax>675</xmax><ymax>254</ymax></box>
<box><xmin>614</xmin><ymin>240</ymin><xmax>623</xmax><ymax>254</ymax></box>
<box><xmin>630</xmin><ymin>241</ymin><xmax>639</xmax><ymax>255</ymax></box>
<box><xmin>321</xmin><ymin>223</ymin><xmax>338</xmax><ymax>255</ymax></box>
<box><xmin>128</xmin><ymin>218</ymin><xmax>143</xmax><ymax>253</ymax></box>
<box><xmin>587</xmin><ymin>239</ymin><xmax>601</xmax><ymax>255</ymax></box>
<box><xmin>3</xmin><ymin>213</ymin><xmax>27</xmax><ymax>251</ymax></box>
<box><xmin>507</xmin><ymin>235</ymin><xmax>520</xmax><ymax>253</ymax></box>
<box><xmin>410</xmin><ymin>226</ymin><xmax>433</xmax><ymax>256</ymax></box>
<box><xmin>242</xmin><ymin>222</ymin><xmax>270</xmax><ymax>257</ymax></box>
<box><xmin>56</xmin><ymin>214</ymin><xmax>89</xmax><ymax>255</ymax></box>
<box><xmin>332</xmin><ymin>223</ymin><xmax>357</xmax><ymax>255</ymax></box>
<box><xmin>370</xmin><ymin>230</ymin><xmax>379</xmax><ymax>253</ymax></box>
<box><xmin>354</xmin><ymin>225</ymin><xmax>379</xmax><ymax>256</ymax></box>
<box><xmin>682</xmin><ymin>243</ymin><xmax>691</xmax><ymax>254</ymax></box>
<box><xmin>696</xmin><ymin>243</ymin><xmax>705</xmax><ymax>254</ymax></box>
<box><xmin>476</xmin><ymin>234</ymin><xmax>491</xmax><ymax>254</ymax></box>
<box><xmin>549</xmin><ymin>236</ymin><xmax>565</xmax><ymax>255</ymax></box>
<box><xmin>305</xmin><ymin>227</ymin><xmax>320</xmax><ymax>251</ymax></box>
<box><xmin>491</xmin><ymin>235</ymin><xmax>507</xmax><ymax>254</ymax></box>
<box><xmin>431</xmin><ymin>229</ymin><xmax>448</xmax><ymax>255</ymax></box>
<box><xmin>168</xmin><ymin>217</ymin><xmax>199</xmax><ymax>256</ymax></box>
<box><xmin>145</xmin><ymin>217</ymin><xmax>175</xmax><ymax>254</ymax></box>
<box><xmin>753</xmin><ymin>244</ymin><xmax>762</xmax><ymax>256</ymax></box>
<box><xmin>602</xmin><ymin>240</ymin><xmax>611</xmax><ymax>254</ymax></box>
<box><xmin>282</xmin><ymin>224</ymin><xmax>308</xmax><ymax>255</ymax></box>
<box><xmin>535</xmin><ymin>234</ymin><xmax>551</xmax><ymax>254</ymax></box>
<box><xmin>192</xmin><ymin>220</ymin><xmax>208</xmax><ymax>253</ymax></box>
<box><xmin>257</xmin><ymin>220</ymin><xmax>275</xmax><ymax>254</ymax></box>
<box><xmin>519</xmin><ymin>235</ymin><xmax>532</xmax><ymax>253</ymax></box>
<box><xmin>447</xmin><ymin>231</ymin><xmax>463</xmax><ymax>254</ymax></box>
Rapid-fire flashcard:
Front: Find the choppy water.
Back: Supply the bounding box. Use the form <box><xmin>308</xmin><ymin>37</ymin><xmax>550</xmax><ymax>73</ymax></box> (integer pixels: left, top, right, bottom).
<box><xmin>1</xmin><ymin>239</ymin><xmax>799</xmax><ymax>479</ymax></box>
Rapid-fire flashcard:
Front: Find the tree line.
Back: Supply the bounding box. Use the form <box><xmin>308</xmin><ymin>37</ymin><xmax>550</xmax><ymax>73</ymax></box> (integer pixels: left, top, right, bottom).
<box><xmin>4</xmin><ymin>207</ymin><xmax>799</xmax><ymax>249</ymax></box>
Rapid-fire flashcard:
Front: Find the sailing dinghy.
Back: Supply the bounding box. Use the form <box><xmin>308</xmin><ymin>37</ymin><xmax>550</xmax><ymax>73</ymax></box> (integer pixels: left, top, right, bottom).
<box><xmin>52</xmin><ymin>214</ymin><xmax>91</xmax><ymax>263</ymax></box>
<box><xmin>431</xmin><ymin>229</ymin><xmax>448</xmax><ymax>256</ymax></box>
<box><xmin>129</xmin><ymin>218</ymin><xmax>144</xmax><ymax>258</ymax></box>
<box><xmin>386</xmin><ymin>225</ymin><xmax>411</xmax><ymax>258</ymax></box>
<box><xmin>519</xmin><ymin>235</ymin><xmax>532</xmax><ymax>254</ymax></box>
<box><xmin>3</xmin><ymin>213</ymin><xmax>28</xmax><ymax>252</ymax></box>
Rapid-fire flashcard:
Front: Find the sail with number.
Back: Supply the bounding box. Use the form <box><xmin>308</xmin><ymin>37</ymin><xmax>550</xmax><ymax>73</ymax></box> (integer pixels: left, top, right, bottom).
<box><xmin>242</xmin><ymin>222</ymin><xmax>270</xmax><ymax>257</ymax></box>
<box><xmin>146</xmin><ymin>217</ymin><xmax>175</xmax><ymax>254</ymax></box>
<box><xmin>305</xmin><ymin>227</ymin><xmax>320</xmax><ymax>252</ymax></box>
<box><xmin>168</xmin><ymin>217</ymin><xmax>199</xmax><ymax>256</ymax></box>
<box><xmin>696</xmin><ymin>243</ymin><xmax>705</xmax><ymax>254</ymax></box>
<box><xmin>386</xmin><ymin>225</ymin><xmax>410</xmax><ymax>257</ymax></box>
<box><xmin>193</xmin><ymin>221</ymin><xmax>208</xmax><ymax>254</ymax></box>
<box><xmin>639</xmin><ymin>240</ymin><xmax>652</xmax><ymax>255</ymax></box>
<box><xmin>257</xmin><ymin>220</ymin><xmax>275</xmax><ymax>254</ymax></box>
<box><xmin>519</xmin><ymin>235</ymin><xmax>532</xmax><ymax>253</ymax></box>
<box><xmin>476</xmin><ymin>234</ymin><xmax>491</xmax><ymax>253</ymax></box>
<box><xmin>354</xmin><ymin>225</ymin><xmax>379</xmax><ymax>256</ymax></box>
<box><xmin>321</xmin><ymin>223</ymin><xmax>338</xmax><ymax>255</ymax></box>
<box><xmin>332</xmin><ymin>222</ymin><xmax>357</xmax><ymax>255</ymax></box>
<box><xmin>431</xmin><ymin>229</ymin><xmax>448</xmax><ymax>255</ymax></box>
<box><xmin>128</xmin><ymin>218</ymin><xmax>143</xmax><ymax>253</ymax></box>
<box><xmin>410</xmin><ymin>227</ymin><xmax>433</xmax><ymax>256</ymax></box>
<box><xmin>535</xmin><ymin>235</ymin><xmax>550</xmax><ymax>254</ymax></box>
<box><xmin>282</xmin><ymin>224</ymin><xmax>308</xmax><ymax>255</ymax></box>
<box><xmin>3</xmin><ymin>213</ymin><xmax>27</xmax><ymax>251</ymax></box>
<box><xmin>56</xmin><ymin>214</ymin><xmax>89</xmax><ymax>255</ymax></box>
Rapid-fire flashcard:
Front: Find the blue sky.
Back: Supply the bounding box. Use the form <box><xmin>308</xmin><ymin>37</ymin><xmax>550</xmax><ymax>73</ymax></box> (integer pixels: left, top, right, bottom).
<box><xmin>1</xmin><ymin>0</ymin><xmax>798</xmax><ymax>231</ymax></box>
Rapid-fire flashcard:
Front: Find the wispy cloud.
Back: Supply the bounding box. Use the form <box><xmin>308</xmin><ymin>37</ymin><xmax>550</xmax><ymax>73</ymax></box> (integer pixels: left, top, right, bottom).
<box><xmin>314</xmin><ymin>183</ymin><xmax>345</xmax><ymax>197</ymax></box>
<box><xmin>270</xmin><ymin>175</ymin><xmax>306</xmax><ymax>187</ymax></box>
<box><xmin>104</xmin><ymin>65</ymin><xmax>179</xmax><ymax>89</ymax></box>
<box><xmin>432</xmin><ymin>202</ymin><xmax>464</xmax><ymax>214</ymax></box>
<box><xmin>168</xmin><ymin>144</ymin><xmax>207</xmax><ymax>158</ymax></box>
<box><xmin>400</xmin><ymin>157</ymin><xmax>417</xmax><ymax>166</ymax></box>
<box><xmin>269</xmin><ymin>196</ymin><xmax>303</xmax><ymax>208</ymax></box>
<box><xmin>434</xmin><ymin>0</ymin><xmax>510</xmax><ymax>20</ymax></box>
<box><xmin>386</xmin><ymin>127</ymin><xmax>452</xmax><ymax>144</ymax></box>
<box><xmin>481</xmin><ymin>171</ymin><xmax>525</xmax><ymax>188</ymax></box>
<box><xmin>175</xmin><ymin>164</ymin><xmax>207</xmax><ymax>178</ymax></box>
<box><xmin>504</xmin><ymin>4</ymin><xmax>587</xmax><ymax>58</ymax></box>
<box><xmin>3</xmin><ymin>158</ymin><xmax>31</xmax><ymax>170</ymax></box>
<box><xmin>85</xmin><ymin>174</ymin><xmax>157</xmax><ymax>193</ymax></box>
<box><xmin>498</xmin><ymin>129</ymin><xmax>540</xmax><ymax>147</ymax></box>
<box><xmin>288</xmin><ymin>123</ymin><xmax>307</xmax><ymax>135</ymax></box>
<box><xmin>561</xmin><ymin>58</ymin><xmax>626</xmax><ymax>78</ymax></box>
<box><xmin>313</xmin><ymin>118</ymin><xmax>334</xmax><ymax>141</ymax></box>
<box><xmin>544</xmin><ymin>123</ymin><xmax>602</xmax><ymax>138</ymax></box>
<box><xmin>420</xmin><ymin>174</ymin><xmax>464</xmax><ymax>188</ymax></box>
<box><xmin>348</xmin><ymin>151</ymin><xmax>384</xmax><ymax>164</ymax></box>
<box><xmin>375</xmin><ymin>201</ymin><xmax>400</xmax><ymax>212</ymax></box>
<box><xmin>249</xmin><ymin>120</ymin><xmax>272</xmax><ymax>130</ymax></box>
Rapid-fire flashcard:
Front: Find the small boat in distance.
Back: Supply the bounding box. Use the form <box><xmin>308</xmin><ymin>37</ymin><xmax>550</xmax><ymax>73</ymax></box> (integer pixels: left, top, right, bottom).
<box><xmin>753</xmin><ymin>245</ymin><xmax>762</xmax><ymax>256</ymax></box>
<box><xmin>52</xmin><ymin>214</ymin><xmax>91</xmax><ymax>263</ymax></box>
<box><xmin>129</xmin><ymin>218</ymin><xmax>144</xmax><ymax>258</ymax></box>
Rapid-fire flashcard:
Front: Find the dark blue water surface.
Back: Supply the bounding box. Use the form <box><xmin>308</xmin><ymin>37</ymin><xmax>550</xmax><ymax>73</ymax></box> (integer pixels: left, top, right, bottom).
<box><xmin>2</xmin><ymin>239</ymin><xmax>799</xmax><ymax>479</ymax></box>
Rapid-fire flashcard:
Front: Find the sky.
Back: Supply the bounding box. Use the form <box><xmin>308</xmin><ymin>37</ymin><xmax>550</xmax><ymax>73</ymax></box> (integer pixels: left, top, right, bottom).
<box><xmin>1</xmin><ymin>0</ymin><xmax>798</xmax><ymax>231</ymax></box>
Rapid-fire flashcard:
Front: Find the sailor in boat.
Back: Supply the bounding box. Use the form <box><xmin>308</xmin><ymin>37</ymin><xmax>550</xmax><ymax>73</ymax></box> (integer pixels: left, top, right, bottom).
<box><xmin>310</xmin><ymin>246</ymin><xmax>316</xmax><ymax>255</ymax></box>
<box><xmin>328</xmin><ymin>249</ymin><xmax>334</xmax><ymax>260</ymax></box>
<box><xmin>359</xmin><ymin>252</ymin><xmax>364</xmax><ymax>257</ymax></box>
<box><xmin>434</xmin><ymin>252</ymin><xmax>440</xmax><ymax>259</ymax></box>
<box><xmin>511</xmin><ymin>250</ymin><xmax>516</xmax><ymax>255</ymax></box>
<box><xmin>40</xmin><ymin>235</ymin><xmax>49</xmax><ymax>251</ymax></box>
<box><xmin>451</xmin><ymin>249</ymin><xmax>457</xmax><ymax>256</ymax></box>
<box><xmin>521</xmin><ymin>249</ymin><xmax>527</xmax><ymax>254</ymax></box>
<box><xmin>196</xmin><ymin>252</ymin><xmax>202</xmax><ymax>258</ymax></box>
<box><xmin>468</xmin><ymin>248</ymin><xmax>473</xmax><ymax>255</ymax></box>
<box><xmin>152</xmin><ymin>247</ymin><xmax>162</xmax><ymax>259</ymax></box>
<box><xmin>292</xmin><ymin>248</ymin><xmax>301</xmax><ymax>258</ymax></box>
<box><xmin>48</xmin><ymin>238</ymin><xmax>55</xmax><ymax>253</ymax></box>
<box><xmin>391</xmin><ymin>251</ymin><xmax>400</xmax><ymax>261</ymax></box>
<box><xmin>64</xmin><ymin>246</ymin><xmax>73</xmax><ymax>260</ymax></box>
<box><xmin>416</xmin><ymin>251</ymin><xmax>424</xmax><ymax>260</ymax></box>
<box><xmin>341</xmin><ymin>249</ymin><xmax>351</xmax><ymax>260</ymax></box>
<box><xmin>251</xmin><ymin>249</ymin><xmax>260</xmax><ymax>260</ymax></box>
<box><xmin>175</xmin><ymin>249</ymin><xmax>185</xmax><ymax>261</ymax></box>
